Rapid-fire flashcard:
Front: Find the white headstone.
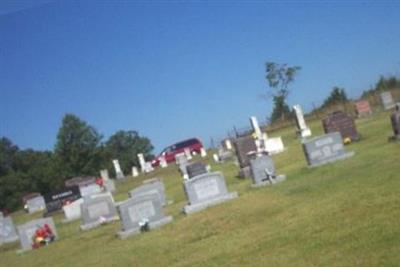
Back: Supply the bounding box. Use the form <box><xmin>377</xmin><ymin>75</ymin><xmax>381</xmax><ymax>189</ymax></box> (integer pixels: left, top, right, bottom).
<box><xmin>62</xmin><ymin>198</ymin><xmax>84</xmax><ymax>223</ymax></box>
<box><xmin>112</xmin><ymin>159</ymin><xmax>125</xmax><ymax>179</ymax></box>
<box><xmin>159</xmin><ymin>156</ymin><xmax>168</xmax><ymax>168</ymax></box>
<box><xmin>293</xmin><ymin>104</ymin><xmax>312</xmax><ymax>138</ymax></box>
<box><xmin>224</xmin><ymin>139</ymin><xmax>233</xmax><ymax>150</ymax></box>
<box><xmin>250</xmin><ymin>116</ymin><xmax>263</xmax><ymax>139</ymax></box>
<box><xmin>184</xmin><ymin>148</ymin><xmax>192</xmax><ymax>160</ymax></box>
<box><xmin>137</xmin><ymin>153</ymin><xmax>146</xmax><ymax>172</ymax></box>
<box><xmin>200</xmin><ymin>147</ymin><xmax>207</xmax><ymax>157</ymax></box>
<box><xmin>100</xmin><ymin>169</ymin><xmax>110</xmax><ymax>181</ymax></box>
<box><xmin>132</xmin><ymin>167</ymin><xmax>139</xmax><ymax>177</ymax></box>
<box><xmin>212</xmin><ymin>154</ymin><xmax>219</xmax><ymax>163</ymax></box>
<box><xmin>265</xmin><ymin>137</ymin><xmax>285</xmax><ymax>155</ymax></box>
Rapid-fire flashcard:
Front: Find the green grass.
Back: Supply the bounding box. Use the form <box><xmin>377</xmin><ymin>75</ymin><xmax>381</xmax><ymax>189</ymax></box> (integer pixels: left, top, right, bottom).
<box><xmin>1</xmin><ymin>111</ymin><xmax>399</xmax><ymax>266</ymax></box>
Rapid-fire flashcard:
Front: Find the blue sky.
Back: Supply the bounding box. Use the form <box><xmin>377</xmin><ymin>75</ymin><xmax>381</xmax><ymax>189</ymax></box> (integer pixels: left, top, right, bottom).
<box><xmin>1</xmin><ymin>1</ymin><xmax>400</xmax><ymax>153</ymax></box>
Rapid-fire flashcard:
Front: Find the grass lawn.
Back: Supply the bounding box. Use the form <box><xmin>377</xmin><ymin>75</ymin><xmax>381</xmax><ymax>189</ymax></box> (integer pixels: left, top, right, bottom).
<box><xmin>1</xmin><ymin>110</ymin><xmax>399</xmax><ymax>267</ymax></box>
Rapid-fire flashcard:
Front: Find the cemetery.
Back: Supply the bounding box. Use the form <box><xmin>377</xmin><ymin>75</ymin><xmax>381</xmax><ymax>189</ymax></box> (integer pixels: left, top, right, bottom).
<box><xmin>1</xmin><ymin>106</ymin><xmax>399</xmax><ymax>266</ymax></box>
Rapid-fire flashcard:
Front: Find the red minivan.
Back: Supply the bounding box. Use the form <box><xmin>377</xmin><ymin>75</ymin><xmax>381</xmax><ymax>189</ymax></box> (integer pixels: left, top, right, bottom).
<box><xmin>151</xmin><ymin>138</ymin><xmax>203</xmax><ymax>167</ymax></box>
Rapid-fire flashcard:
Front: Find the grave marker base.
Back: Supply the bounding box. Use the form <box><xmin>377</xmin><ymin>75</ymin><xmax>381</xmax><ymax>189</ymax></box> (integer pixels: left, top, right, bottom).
<box><xmin>251</xmin><ymin>175</ymin><xmax>286</xmax><ymax>188</ymax></box>
<box><xmin>117</xmin><ymin>216</ymin><xmax>173</xmax><ymax>240</ymax></box>
<box><xmin>308</xmin><ymin>151</ymin><xmax>355</xmax><ymax>168</ymax></box>
<box><xmin>183</xmin><ymin>192</ymin><xmax>238</xmax><ymax>215</ymax></box>
<box><xmin>80</xmin><ymin>216</ymin><xmax>119</xmax><ymax>231</ymax></box>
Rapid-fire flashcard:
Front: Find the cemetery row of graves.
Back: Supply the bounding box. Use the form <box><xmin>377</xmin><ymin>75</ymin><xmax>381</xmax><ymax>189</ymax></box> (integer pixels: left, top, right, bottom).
<box><xmin>0</xmin><ymin>90</ymin><xmax>399</xmax><ymax>256</ymax></box>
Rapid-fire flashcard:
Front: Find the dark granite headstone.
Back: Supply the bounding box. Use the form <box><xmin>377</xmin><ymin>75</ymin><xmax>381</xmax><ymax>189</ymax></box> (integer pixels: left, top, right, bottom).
<box><xmin>186</xmin><ymin>162</ymin><xmax>208</xmax><ymax>178</ymax></box>
<box><xmin>322</xmin><ymin>111</ymin><xmax>360</xmax><ymax>141</ymax></box>
<box><xmin>233</xmin><ymin>136</ymin><xmax>257</xmax><ymax>177</ymax></box>
<box><xmin>44</xmin><ymin>186</ymin><xmax>81</xmax><ymax>214</ymax></box>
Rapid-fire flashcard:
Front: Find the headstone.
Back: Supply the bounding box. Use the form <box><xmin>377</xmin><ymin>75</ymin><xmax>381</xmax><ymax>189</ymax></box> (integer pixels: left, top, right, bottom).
<box><xmin>17</xmin><ymin>218</ymin><xmax>57</xmax><ymax>252</ymax></box>
<box><xmin>80</xmin><ymin>194</ymin><xmax>119</xmax><ymax>231</ymax></box>
<box><xmin>112</xmin><ymin>159</ymin><xmax>125</xmax><ymax>179</ymax></box>
<box><xmin>354</xmin><ymin>100</ymin><xmax>372</xmax><ymax>118</ymax></box>
<box><xmin>380</xmin><ymin>91</ymin><xmax>395</xmax><ymax>110</ymax></box>
<box><xmin>184</xmin><ymin>148</ymin><xmax>192</xmax><ymax>160</ymax></box>
<box><xmin>62</xmin><ymin>198</ymin><xmax>84</xmax><ymax>223</ymax></box>
<box><xmin>212</xmin><ymin>153</ymin><xmax>220</xmax><ymax>163</ymax></box>
<box><xmin>200</xmin><ymin>147</ymin><xmax>207</xmax><ymax>157</ymax></box>
<box><xmin>0</xmin><ymin>212</ymin><xmax>3</xmax><ymax>219</ymax></box>
<box><xmin>0</xmin><ymin>217</ymin><xmax>19</xmax><ymax>244</ymax></box>
<box><xmin>390</xmin><ymin>104</ymin><xmax>400</xmax><ymax>140</ymax></box>
<box><xmin>79</xmin><ymin>183</ymin><xmax>102</xmax><ymax>197</ymax></box>
<box><xmin>132</xmin><ymin>166</ymin><xmax>139</xmax><ymax>177</ymax></box>
<box><xmin>129</xmin><ymin>179</ymin><xmax>167</xmax><ymax>206</ymax></box>
<box><xmin>100</xmin><ymin>169</ymin><xmax>110</xmax><ymax>181</ymax></box>
<box><xmin>233</xmin><ymin>135</ymin><xmax>257</xmax><ymax>178</ymax></box>
<box><xmin>186</xmin><ymin>162</ymin><xmax>208</xmax><ymax>178</ymax></box>
<box><xmin>138</xmin><ymin>154</ymin><xmax>154</xmax><ymax>173</ymax></box>
<box><xmin>182</xmin><ymin>172</ymin><xmax>238</xmax><ymax>214</ymax></box>
<box><xmin>322</xmin><ymin>111</ymin><xmax>360</xmax><ymax>141</ymax></box>
<box><xmin>103</xmin><ymin>180</ymin><xmax>116</xmax><ymax>193</ymax></box>
<box><xmin>293</xmin><ymin>104</ymin><xmax>312</xmax><ymax>138</ymax></box>
<box><xmin>218</xmin><ymin>148</ymin><xmax>234</xmax><ymax>162</ymax></box>
<box><xmin>249</xmin><ymin>154</ymin><xmax>286</xmax><ymax>187</ymax></box>
<box><xmin>250</xmin><ymin>116</ymin><xmax>263</xmax><ymax>139</ymax></box>
<box><xmin>302</xmin><ymin>132</ymin><xmax>355</xmax><ymax>167</ymax></box>
<box><xmin>223</xmin><ymin>139</ymin><xmax>233</xmax><ymax>150</ymax></box>
<box><xmin>265</xmin><ymin>137</ymin><xmax>285</xmax><ymax>155</ymax></box>
<box><xmin>175</xmin><ymin>152</ymin><xmax>189</xmax><ymax>177</ymax></box>
<box><xmin>26</xmin><ymin>196</ymin><xmax>45</xmax><ymax>214</ymax></box>
<box><xmin>159</xmin><ymin>156</ymin><xmax>168</xmax><ymax>168</ymax></box>
<box><xmin>44</xmin><ymin>186</ymin><xmax>81</xmax><ymax>215</ymax></box>
<box><xmin>117</xmin><ymin>193</ymin><xmax>173</xmax><ymax>239</ymax></box>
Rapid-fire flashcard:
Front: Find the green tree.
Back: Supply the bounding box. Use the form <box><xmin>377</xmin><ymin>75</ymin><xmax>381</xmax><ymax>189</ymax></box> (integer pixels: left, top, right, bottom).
<box><xmin>0</xmin><ymin>137</ymin><xmax>19</xmax><ymax>176</ymax></box>
<box><xmin>55</xmin><ymin>114</ymin><xmax>103</xmax><ymax>179</ymax></box>
<box><xmin>321</xmin><ymin>87</ymin><xmax>348</xmax><ymax>108</ymax></box>
<box><xmin>265</xmin><ymin>62</ymin><xmax>301</xmax><ymax>122</ymax></box>
<box><xmin>104</xmin><ymin>130</ymin><xmax>153</xmax><ymax>175</ymax></box>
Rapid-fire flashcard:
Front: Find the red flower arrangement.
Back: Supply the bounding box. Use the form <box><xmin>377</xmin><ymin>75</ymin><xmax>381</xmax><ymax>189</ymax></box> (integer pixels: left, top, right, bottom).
<box><xmin>31</xmin><ymin>224</ymin><xmax>56</xmax><ymax>249</ymax></box>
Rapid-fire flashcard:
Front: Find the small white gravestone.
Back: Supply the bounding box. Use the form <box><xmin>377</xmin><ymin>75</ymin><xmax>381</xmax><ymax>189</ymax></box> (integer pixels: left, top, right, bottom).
<box><xmin>184</xmin><ymin>148</ymin><xmax>192</xmax><ymax>160</ymax></box>
<box><xmin>62</xmin><ymin>198</ymin><xmax>84</xmax><ymax>223</ymax></box>
<box><xmin>213</xmin><ymin>154</ymin><xmax>220</xmax><ymax>163</ymax></box>
<box><xmin>112</xmin><ymin>159</ymin><xmax>125</xmax><ymax>180</ymax></box>
<box><xmin>159</xmin><ymin>156</ymin><xmax>168</xmax><ymax>168</ymax></box>
<box><xmin>132</xmin><ymin>166</ymin><xmax>139</xmax><ymax>177</ymax></box>
<box><xmin>200</xmin><ymin>147</ymin><xmax>207</xmax><ymax>157</ymax></box>
<box><xmin>137</xmin><ymin>153</ymin><xmax>146</xmax><ymax>172</ymax></box>
<box><xmin>293</xmin><ymin>104</ymin><xmax>312</xmax><ymax>138</ymax></box>
<box><xmin>224</xmin><ymin>139</ymin><xmax>233</xmax><ymax>150</ymax></box>
<box><xmin>100</xmin><ymin>169</ymin><xmax>110</xmax><ymax>181</ymax></box>
<box><xmin>265</xmin><ymin>137</ymin><xmax>285</xmax><ymax>155</ymax></box>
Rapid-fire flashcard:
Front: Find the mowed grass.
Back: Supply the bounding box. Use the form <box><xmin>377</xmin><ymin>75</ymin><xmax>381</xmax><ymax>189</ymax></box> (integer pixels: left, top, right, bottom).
<box><xmin>1</xmin><ymin>111</ymin><xmax>399</xmax><ymax>267</ymax></box>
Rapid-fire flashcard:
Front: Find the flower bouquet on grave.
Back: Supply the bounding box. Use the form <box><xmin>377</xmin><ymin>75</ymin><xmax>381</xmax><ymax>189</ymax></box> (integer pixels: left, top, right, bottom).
<box><xmin>31</xmin><ymin>224</ymin><xmax>55</xmax><ymax>249</ymax></box>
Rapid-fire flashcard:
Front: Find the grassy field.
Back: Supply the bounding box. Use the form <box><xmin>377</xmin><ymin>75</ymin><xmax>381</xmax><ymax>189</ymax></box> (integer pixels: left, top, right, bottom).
<box><xmin>1</xmin><ymin>110</ymin><xmax>399</xmax><ymax>267</ymax></box>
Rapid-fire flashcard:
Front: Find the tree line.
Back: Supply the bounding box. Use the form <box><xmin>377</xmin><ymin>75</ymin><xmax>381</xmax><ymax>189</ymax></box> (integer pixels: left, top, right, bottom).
<box><xmin>0</xmin><ymin>114</ymin><xmax>154</xmax><ymax>211</ymax></box>
<box><xmin>265</xmin><ymin>62</ymin><xmax>399</xmax><ymax>123</ymax></box>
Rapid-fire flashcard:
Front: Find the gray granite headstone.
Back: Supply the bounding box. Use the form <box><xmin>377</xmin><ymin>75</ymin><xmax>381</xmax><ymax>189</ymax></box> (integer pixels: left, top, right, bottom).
<box><xmin>26</xmin><ymin>196</ymin><xmax>46</xmax><ymax>214</ymax></box>
<box><xmin>0</xmin><ymin>212</ymin><xmax>3</xmax><ymax>219</ymax></box>
<box><xmin>79</xmin><ymin>183</ymin><xmax>102</xmax><ymax>197</ymax></box>
<box><xmin>117</xmin><ymin>193</ymin><xmax>173</xmax><ymax>239</ymax></box>
<box><xmin>129</xmin><ymin>180</ymin><xmax>167</xmax><ymax>206</ymax></box>
<box><xmin>380</xmin><ymin>91</ymin><xmax>395</xmax><ymax>110</ymax></box>
<box><xmin>183</xmin><ymin>172</ymin><xmax>238</xmax><ymax>214</ymax></box>
<box><xmin>17</xmin><ymin>218</ymin><xmax>57</xmax><ymax>252</ymax></box>
<box><xmin>302</xmin><ymin>132</ymin><xmax>355</xmax><ymax>167</ymax></box>
<box><xmin>103</xmin><ymin>180</ymin><xmax>116</xmax><ymax>193</ymax></box>
<box><xmin>80</xmin><ymin>194</ymin><xmax>118</xmax><ymax>231</ymax></box>
<box><xmin>0</xmin><ymin>217</ymin><xmax>19</xmax><ymax>244</ymax></box>
<box><xmin>249</xmin><ymin>154</ymin><xmax>286</xmax><ymax>187</ymax></box>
